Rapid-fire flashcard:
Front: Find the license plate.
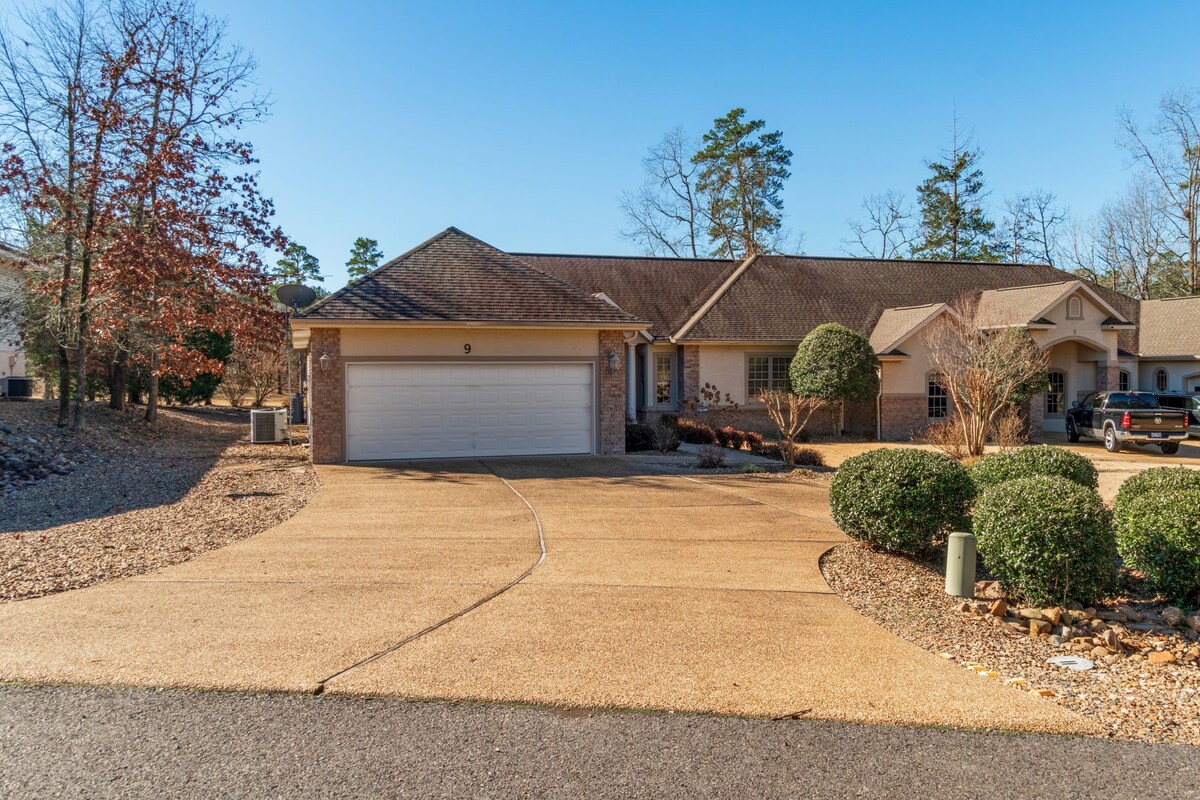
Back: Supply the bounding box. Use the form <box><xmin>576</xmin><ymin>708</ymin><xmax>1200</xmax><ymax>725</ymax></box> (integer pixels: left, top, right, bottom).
<box><xmin>1149</xmin><ymin>432</ymin><xmax>1168</xmax><ymax>439</ymax></box>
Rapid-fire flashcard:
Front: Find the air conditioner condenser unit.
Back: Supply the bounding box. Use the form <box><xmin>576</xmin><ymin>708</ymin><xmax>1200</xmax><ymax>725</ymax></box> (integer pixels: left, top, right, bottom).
<box><xmin>250</xmin><ymin>408</ymin><xmax>287</xmax><ymax>443</ymax></box>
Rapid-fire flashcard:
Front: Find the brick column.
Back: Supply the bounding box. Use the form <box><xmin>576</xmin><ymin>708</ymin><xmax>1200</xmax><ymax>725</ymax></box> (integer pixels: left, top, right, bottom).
<box><xmin>1027</xmin><ymin>392</ymin><xmax>1045</xmax><ymax>436</ymax></box>
<box><xmin>680</xmin><ymin>345</ymin><xmax>700</xmax><ymax>403</ymax></box>
<box><xmin>1096</xmin><ymin>363</ymin><xmax>1121</xmax><ymax>391</ymax></box>
<box><xmin>308</xmin><ymin>327</ymin><xmax>344</xmax><ymax>464</ymax></box>
<box><xmin>598</xmin><ymin>330</ymin><xmax>626</xmax><ymax>454</ymax></box>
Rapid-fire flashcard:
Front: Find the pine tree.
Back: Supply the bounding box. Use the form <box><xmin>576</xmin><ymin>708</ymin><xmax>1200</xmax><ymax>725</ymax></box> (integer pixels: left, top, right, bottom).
<box><xmin>693</xmin><ymin>108</ymin><xmax>793</xmax><ymax>258</ymax></box>
<box><xmin>346</xmin><ymin>237</ymin><xmax>384</xmax><ymax>281</ymax></box>
<box><xmin>275</xmin><ymin>243</ymin><xmax>323</xmax><ymax>285</ymax></box>
<box><xmin>912</xmin><ymin>126</ymin><xmax>1001</xmax><ymax>262</ymax></box>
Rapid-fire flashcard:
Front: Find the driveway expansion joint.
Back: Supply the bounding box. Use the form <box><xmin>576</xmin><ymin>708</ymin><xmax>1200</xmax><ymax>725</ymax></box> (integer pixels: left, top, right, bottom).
<box><xmin>311</xmin><ymin>461</ymin><xmax>548</xmax><ymax>695</ymax></box>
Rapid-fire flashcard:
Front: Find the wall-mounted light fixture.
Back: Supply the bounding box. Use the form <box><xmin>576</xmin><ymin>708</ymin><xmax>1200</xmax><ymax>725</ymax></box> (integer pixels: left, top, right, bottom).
<box><xmin>319</xmin><ymin>350</ymin><xmax>331</xmax><ymax>372</ymax></box>
<box><xmin>607</xmin><ymin>350</ymin><xmax>621</xmax><ymax>372</ymax></box>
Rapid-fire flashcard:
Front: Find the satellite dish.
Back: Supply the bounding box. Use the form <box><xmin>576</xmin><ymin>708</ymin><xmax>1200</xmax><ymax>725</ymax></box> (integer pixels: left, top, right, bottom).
<box><xmin>276</xmin><ymin>284</ymin><xmax>317</xmax><ymax>310</ymax></box>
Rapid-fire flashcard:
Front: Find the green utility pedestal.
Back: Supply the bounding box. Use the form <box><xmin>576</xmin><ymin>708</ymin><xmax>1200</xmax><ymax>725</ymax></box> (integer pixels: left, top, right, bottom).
<box><xmin>945</xmin><ymin>531</ymin><xmax>977</xmax><ymax>598</ymax></box>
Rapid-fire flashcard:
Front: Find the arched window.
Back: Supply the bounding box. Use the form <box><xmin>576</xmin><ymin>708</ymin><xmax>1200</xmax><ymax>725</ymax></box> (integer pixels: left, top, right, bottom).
<box><xmin>1067</xmin><ymin>296</ymin><xmax>1083</xmax><ymax>319</ymax></box>
<box><xmin>1046</xmin><ymin>370</ymin><xmax>1066</xmax><ymax>415</ymax></box>
<box><xmin>1118</xmin><ymin>370</ymin><xmax>1130</xmax><ymax>392</ymax></box>
<box><xmin>927</xmin><ymin>373</ymin><xmax>948</xmax><ymax>420</ymax></box>
<box><xmin>1155</xmin><ymin>369</ymin><xmax>1169</xmax><ymax>393</ymax></box>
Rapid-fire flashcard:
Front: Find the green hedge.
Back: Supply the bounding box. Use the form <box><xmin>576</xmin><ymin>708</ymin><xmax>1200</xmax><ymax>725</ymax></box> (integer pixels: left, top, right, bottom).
<box><xmin>970</xmin><ymin>446</ymin><xmax>1098</xmax><ymax>492</ymax></box>
<box><xmin>973</xmin><ymin>476</ymin><xmax>1116</xmax><ymax>607</ymax></box>
<box><xmin>830</xmin><ymin>448</ymin><xmax>974</xmax><ymax>556</ymax></box>
<box><xmin>1113</xmin><ymin>468</ymin><xmax>1200</xmax><ymax>604</ymax></box>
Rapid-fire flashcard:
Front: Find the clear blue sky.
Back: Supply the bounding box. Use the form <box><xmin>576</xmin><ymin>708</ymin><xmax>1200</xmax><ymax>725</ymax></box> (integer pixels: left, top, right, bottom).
<box><xmin>192</xmin><ymin>0</ymin><xmax>1195</xmax><ymax>285</ymax></box>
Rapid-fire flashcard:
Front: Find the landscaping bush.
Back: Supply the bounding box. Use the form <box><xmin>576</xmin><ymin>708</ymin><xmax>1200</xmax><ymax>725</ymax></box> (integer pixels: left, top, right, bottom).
<box><xmin>741</xmin><ymin>463</ymin><xmax>767</xmax><ymax>474</ymax></box>
<box><xmin>625</xmin><ymin>423</ymin><xmax>657</xmax><ymax>452</ymax></box>
<box><xmin>696</xmin><ymin>445</ymin><xmax>726</xmax><ymax>469</ymax></box>
<box><xmin>969</xmin><ymin>446</ymin><xmax>1098</xmax><ymax>492</ymax></box>
<box><xmin>717</xmin><ymin>426</ymin><xmax>746</xmax><ymax>449</ymax></box>
<box><xmin>1113</xmin><ymin>468</ymin><xmax>1200</xmax><ymax>604</ymax></box>
<box><xmin>1113</xmin><ymin>467</ymin><xmax>1200</xmax><ymax>512</ymax></box>
<box><xmin>654</xmin><ymin>417</ymin><xmax>681</xmax><ymax>453</ymax></box>
<box><xmin>677</xmin><ymin>418</ymin><xmax>718</xmax><ymax>445</ymax></box>
<box><xmin>973</xmin><ymin>476</ymin><xmax>1116</xmax><ymax>607</ymax></box>
<box><xmin>792</xmin><ymin>447</ymin><xmax>824</xmax><ymax>468</ymax></box>
<box><xmin>829</xmin><ymin>448</ymin><xmax>974</xmax><ymax>556</ymax></box>
<box><xmin>743</xmin><ymin>430</ymin><xmax>764</xmax><ymax>448</ymax></box>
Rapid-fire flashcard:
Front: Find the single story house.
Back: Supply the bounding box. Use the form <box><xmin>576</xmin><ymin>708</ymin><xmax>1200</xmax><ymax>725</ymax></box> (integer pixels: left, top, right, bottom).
<box><xmin>0</xmin><ymin>243</ymin><xmax>25</xmax><ymax>381</ymax></box>
<box><xmin>290</xmin><ymin>227</ymin><xmax>1200</xmax><ymax>463</ymax></box>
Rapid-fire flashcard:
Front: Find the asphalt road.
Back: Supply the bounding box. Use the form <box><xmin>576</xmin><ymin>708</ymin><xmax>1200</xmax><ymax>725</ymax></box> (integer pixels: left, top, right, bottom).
<box><xmin>1</xmin><ymin>685</ymin><xmax>1198</xmax><ymax>799</ymax></box>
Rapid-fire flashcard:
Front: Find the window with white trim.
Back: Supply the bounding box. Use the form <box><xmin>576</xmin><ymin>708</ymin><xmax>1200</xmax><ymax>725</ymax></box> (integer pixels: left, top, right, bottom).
<box><xmin>1046</xmin><ymin>370</ymin><xmax>1066</xmax><ymax>415</ymax></box>
<box><xmin>1067</xmin><ymin>296</ymin><xmax>1083</xmax><ymax>320</ymax></box>
<box><xmin>747</xmin><ymin>355</ymin><xmax>791</xmax><ymax>398</ymax></box>
<box><xmin>654</xmin><ymin>354</ymin><xmax>673</xmax><ymax>405</ymax></box>
<box><xmin>1155</xmin><ymin>369</ymin><xmax>1169</xmax><ymax>393</ymax></box>
<box><xmin>927</xmin><ymin>373</ymin><xmax>948</xmax><ymax>420</ymax></box>
<box><xmin>1118</xmin><ymin>370</ymin><xmax>1130</xmax><ymax>392</ymax></box>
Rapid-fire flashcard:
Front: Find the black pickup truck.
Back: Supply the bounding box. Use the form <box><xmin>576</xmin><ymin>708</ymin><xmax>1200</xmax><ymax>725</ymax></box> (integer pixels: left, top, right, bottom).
<box><xmin>1065</xmin><ymin>391</ymin><xmax>1189</xmax><ymax>454</ymax></box>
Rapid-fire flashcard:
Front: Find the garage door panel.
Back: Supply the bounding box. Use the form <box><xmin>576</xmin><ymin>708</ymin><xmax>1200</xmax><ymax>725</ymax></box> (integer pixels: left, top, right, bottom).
<box><xmin>346</xmin><ymin>362</ymin><xmax>595</xmax><ymax>461</ymax></box>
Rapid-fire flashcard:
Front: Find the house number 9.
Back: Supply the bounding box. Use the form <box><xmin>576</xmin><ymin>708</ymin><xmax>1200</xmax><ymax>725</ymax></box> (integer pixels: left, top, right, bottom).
<box><xmin>464</xmin><ymin>344</ymin><xmax>472</xmax><ymax>354</ymax></box>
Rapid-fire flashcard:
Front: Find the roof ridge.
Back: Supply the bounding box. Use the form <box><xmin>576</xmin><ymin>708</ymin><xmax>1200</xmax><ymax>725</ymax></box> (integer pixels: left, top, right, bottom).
<box><xmin>515</xmin><ymin>251</ymin><xmax>736</xmax><ymax>264</ymax></box>
<box><xmin>296</xmin><ymin>227</ymin><xmax>460</xmax><ymax>317</ymax></box>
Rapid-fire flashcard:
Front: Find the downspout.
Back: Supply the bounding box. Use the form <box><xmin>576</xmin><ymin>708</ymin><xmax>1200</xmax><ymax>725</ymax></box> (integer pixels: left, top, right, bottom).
<box><xmin>876</xmin><ymin>365</ymin><xmax>883</xmax><ymax>441</ymax></box>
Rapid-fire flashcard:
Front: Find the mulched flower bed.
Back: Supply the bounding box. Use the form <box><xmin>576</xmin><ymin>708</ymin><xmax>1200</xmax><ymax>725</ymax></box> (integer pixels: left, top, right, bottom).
<box><xmin>821</xmin><ymin>542</ymin><xmax>1200</xmax><ymax>746</ymax></box>
<box><xmin>1</xmin><ymin>400</ymin><xmax>317</xmax><ymax>602</ymax></box>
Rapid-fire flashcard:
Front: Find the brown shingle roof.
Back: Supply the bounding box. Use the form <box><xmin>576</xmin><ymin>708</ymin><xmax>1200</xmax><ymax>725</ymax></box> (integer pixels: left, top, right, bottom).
<box><xmin>869</xmin><ymin>303</ymin><xmax>949</xmax><ymax>354</ymax></box>
<box><xmin>297</xmin><ymin>228</ymin><xmax>644</xmax><ymax>326</ymax></box>
<box><xmin>516</xmin><ymin>253</ymin><xmax>737</xmax><ymax>338</ymax></box>
<box><xmin>1137</xmin><ymin>295</ymin><xmax>1200</xmax><ymax>357</ymax></box>
<box><xmin>677</xmin><ymin>255</ymin><xmax>1137</xmax><ymax>342</ymax></box>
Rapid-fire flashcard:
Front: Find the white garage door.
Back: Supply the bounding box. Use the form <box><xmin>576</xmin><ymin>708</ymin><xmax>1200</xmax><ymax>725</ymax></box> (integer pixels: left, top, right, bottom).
<box><xmin>345</xmin><ymin>362</ymin><xmax>595</xmax><ymax>461</ymax></box>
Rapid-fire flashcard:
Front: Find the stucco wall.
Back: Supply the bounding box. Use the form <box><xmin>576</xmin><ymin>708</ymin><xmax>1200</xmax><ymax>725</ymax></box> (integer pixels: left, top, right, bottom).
<box><xmin>697</xmin><ymin>344</ymin><xmax>799</xmax><ymax>406</ymax></box>
<box><xmin>1138</xmin><ymin>361</ymin><xmax>1200</xmax><ymax>393</ymax></box>
<box><xmin>0</xmin><ymin>262</ymin><xmax>24</xmax><ymax>379</ymax></box>
<box><xmin>1034</xmin><ymin>290</ymin><xmax>1120</xmax><ymax>360</ymax></box>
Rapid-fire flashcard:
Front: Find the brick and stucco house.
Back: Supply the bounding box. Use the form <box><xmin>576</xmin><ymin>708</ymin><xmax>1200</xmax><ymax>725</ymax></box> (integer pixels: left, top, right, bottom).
<box><xmin>290</xmin><ymin>227</ymin><xmax>1200</xmax><ymax>463</ymax></box>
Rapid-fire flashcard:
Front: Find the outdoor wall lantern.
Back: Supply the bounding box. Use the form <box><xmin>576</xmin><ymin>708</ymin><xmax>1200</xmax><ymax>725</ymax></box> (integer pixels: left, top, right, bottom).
<box><xmin>319</xmin><ymin>350</ymin><xmax>331</xmax><ymax>372</ymax></box>
<box><xmin>607</xmin><ymin>350</ymin><xmax>621</xmax><ymax>372</ymax></box>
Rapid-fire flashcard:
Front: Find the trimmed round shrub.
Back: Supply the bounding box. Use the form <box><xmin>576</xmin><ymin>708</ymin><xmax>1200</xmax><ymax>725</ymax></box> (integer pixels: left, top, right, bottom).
<box><xmin>973</xmin><ymin>476</ymin><xmax>1116</xmax><ymax>607</ymax></box>
<box><xmin>1114</xmin><ymin>467</ymin><xmax>1200</xmax><ymax>513</ymax></box>
<box><xmin>624</xmin><ymin>423</ymin><xmax>656</xmax><ymax>452</ymax></box>
<box><xmin>1113</xmin><ymin>470</ymin><xmax>1200</xmax><ymax>604</ymax></box>
<box><xmin>830</xmin><ymin>448</ymin><xmax>974</xmax><ymax>556</ymax></box>
<box><xmin>969</xmin><ymin>446</ymin><xmax>1098</xmax><ymax>492</ymax></box>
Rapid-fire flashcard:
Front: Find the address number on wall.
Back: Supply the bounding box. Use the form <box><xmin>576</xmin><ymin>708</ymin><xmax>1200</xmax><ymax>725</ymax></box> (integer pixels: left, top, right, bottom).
<box><xmin>464</xmin><ymin>344</ymin><xmax>472</xmax><ymax>354</ymax></box>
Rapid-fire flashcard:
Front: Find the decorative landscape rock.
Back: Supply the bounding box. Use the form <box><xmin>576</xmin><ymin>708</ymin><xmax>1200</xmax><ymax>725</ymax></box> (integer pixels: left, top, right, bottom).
<box><xmin>0</xmin><ymin>426</ymin><xmax>77</xmax><ymax>492</ymax></box>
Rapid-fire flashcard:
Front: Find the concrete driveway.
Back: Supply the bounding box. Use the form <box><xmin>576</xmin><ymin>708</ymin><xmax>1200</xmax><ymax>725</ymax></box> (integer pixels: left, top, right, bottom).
<box><xmin>0</xmin><ymin>457</ymin><xmax>1091</xmax><ymax>734</ymax></box>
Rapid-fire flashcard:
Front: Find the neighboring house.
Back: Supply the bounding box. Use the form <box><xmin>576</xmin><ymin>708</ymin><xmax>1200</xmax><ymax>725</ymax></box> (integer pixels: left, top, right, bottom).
<box><xmin>0</xmin><ymin>243</ymin><xmax>25</xmax><ymax>381</ymax></box>
<box><xmin>291</xmin><ymin>227</ymin><xmax>1200</xmax><ymax>463</ymax></box>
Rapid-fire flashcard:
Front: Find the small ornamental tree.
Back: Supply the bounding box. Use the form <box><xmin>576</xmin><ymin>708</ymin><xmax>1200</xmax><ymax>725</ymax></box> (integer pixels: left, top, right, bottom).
<box><xmin>790</xmin><ymin>323</ymin><xmax>879</xmax><ymax>437</ymax></box>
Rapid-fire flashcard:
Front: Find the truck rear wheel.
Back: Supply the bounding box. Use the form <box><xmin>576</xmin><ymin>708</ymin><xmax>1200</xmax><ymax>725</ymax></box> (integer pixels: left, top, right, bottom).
<box><xmin>1161</xmin><ymin>442</ymin><xmax>1180</xmax><ymax>455</ymax></box>
<box><xmin>1104</xmin><ymin>426</ymin><xmax>1121</xmax><ymax>453</ymax></box>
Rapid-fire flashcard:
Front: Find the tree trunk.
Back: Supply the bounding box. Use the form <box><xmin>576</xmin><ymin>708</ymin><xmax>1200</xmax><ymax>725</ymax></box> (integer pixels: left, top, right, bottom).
<box><xmin>108</xmin><ymin>350</ymin><xmax>128</xmax><ymax>411</ymax></box>
<box><xmin>145</xmin><ymin>350</ymin><xmax>159</xmax><ymax>423</ymax></box>
<box><xmin>56</xmin><ymin>346</ymin><xmax>70</xmax><ymax>427</ymax></box>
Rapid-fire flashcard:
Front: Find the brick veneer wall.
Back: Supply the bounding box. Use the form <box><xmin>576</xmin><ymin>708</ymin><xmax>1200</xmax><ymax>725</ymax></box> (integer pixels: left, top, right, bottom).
<box><xmin>686</xmin><ymin>400</ymin><xmax>877</xmax><ymax>439</ymax></box>
<box><xmin>308</xmin><ymin>327</ymin><xmax>344</xmax><ymax>464</ymax></box>
<box><xmin>599</xmin><ymin>330</ymin><xmax>626</xmax><ymax>454</ymax></box>
<box><xmin>680</xmin><ymin>345</ymin><xmax>700</xmax><ymax>402</ymax></box>
<box><xmin>1096</xmin><ymin>364</ymin><xmax>1121</xmax><ymax>391</ymax></box>
<box><xmin>1028</xmin><ymin>392</ymin><xmax>1045</xmax><ymax>434</ymax></box>
<box><xmin>879</xmin><ymin>395</ymin><xmax>928</xmax><ymax>441</ymax></box>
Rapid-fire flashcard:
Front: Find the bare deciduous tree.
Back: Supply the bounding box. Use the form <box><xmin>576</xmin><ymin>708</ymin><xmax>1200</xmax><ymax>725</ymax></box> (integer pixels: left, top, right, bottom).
<box><xmin>924</xmin><ymin>298</ymin><xmax>1049</xmax><ymax>457</ymax></box>
<box><xmin>619</xmin><ymin>127</ymin><xmax>708</xmax><ymax>258</ymax></box>
<box><xmin>1119</xmin><ymin>90</ymin><xmax>1200</xmax><ymax>294</ymax></box>
<box><xmin>1000</xmin><ymin>190</ymin><xmax>1068</xmax><ymax>265</ymax></box>
<box><xmin>843</xmin><ymin>190</ymin><xmax>914</xmax><ymax>259</ymax></box>
<box><xmin>758</xmin><ymin>389</ymin><xmax>822</xmax><ymax>467</ymax></box>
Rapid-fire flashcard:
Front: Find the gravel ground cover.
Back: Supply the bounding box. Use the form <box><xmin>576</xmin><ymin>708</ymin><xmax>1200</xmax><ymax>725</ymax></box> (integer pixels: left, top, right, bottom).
<box><xmin>0</xmin><ymin>400</ymin><xmax>317</xmax><ymax>602</ymax></box>
<box><xmin>822</xmin><ymin>542</ymin><xmax>1200</xmax><ymax>746</ymax></box>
